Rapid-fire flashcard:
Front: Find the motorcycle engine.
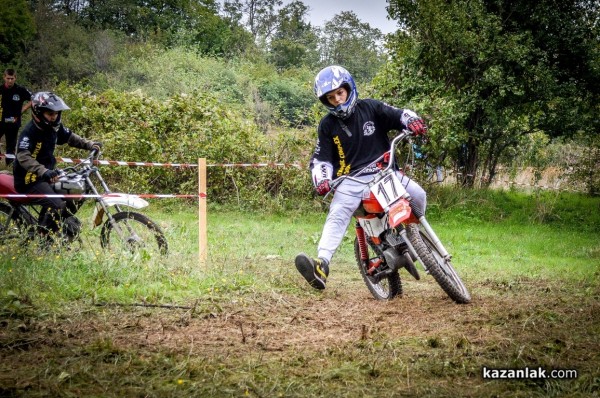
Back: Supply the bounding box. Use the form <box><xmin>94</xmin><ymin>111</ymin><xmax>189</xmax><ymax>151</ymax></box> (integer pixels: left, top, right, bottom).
<box><xmin>53</xmin><ymin>173</ymin><xmax>86</xmax><ymax>195</ymax></box>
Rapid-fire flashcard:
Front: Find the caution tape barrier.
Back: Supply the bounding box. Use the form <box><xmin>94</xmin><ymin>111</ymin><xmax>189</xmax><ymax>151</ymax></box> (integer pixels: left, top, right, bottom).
<box><xmin>1</xmin><ymin>155</ymin><xmax>585</xmax><ymax>192</ymax></box>
<box><xmin>1</xmin><ymin>153</ymin><xmax>304</xmax><ymax>169</ymax></box>
<box><xmin>0</xmin><ymin>193</ymin><xmax>205</xmax><ymax>199</ymax></box>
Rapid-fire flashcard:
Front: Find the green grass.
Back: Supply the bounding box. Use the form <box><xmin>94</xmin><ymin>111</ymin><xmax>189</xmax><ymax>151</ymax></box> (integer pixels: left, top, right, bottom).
<box><xmin>0</xmin><ymin>189</ymin><xmax>599</xmax><ymax>397</ymax></box>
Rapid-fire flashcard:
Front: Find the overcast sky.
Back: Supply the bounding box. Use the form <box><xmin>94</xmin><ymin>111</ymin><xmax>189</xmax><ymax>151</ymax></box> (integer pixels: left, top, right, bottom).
<box><xmin>292</xmin><ymin>0</ymin><xmax>398</xmax><ymax>34</ymax></box>
<box><xmin>219</xmin><ymin>1</ymin><xmax>399</xmax><ymax>35</ymax></box>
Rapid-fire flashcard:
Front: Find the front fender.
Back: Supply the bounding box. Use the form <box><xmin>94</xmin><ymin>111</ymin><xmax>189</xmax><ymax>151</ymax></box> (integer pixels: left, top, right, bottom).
<box><xmin>92</xmin><ymin>194</ymin><xmax>149</xmax><ymax>227</ymax></box>
<box><xmin>102</xmin><ymin>194</ymin><xmax>149</xmax><ymax>209</ymax></box>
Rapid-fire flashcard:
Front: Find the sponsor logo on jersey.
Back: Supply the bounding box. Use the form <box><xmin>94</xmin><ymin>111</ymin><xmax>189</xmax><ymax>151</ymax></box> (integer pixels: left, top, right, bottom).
<box><xmin>363</xmin><ymin>121</ymin><xmax>375</xmax><ymax>136</ymax></box>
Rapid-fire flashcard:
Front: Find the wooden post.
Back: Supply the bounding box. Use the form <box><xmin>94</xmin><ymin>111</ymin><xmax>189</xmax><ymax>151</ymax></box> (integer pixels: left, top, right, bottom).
<box><xmin>198</xmin><ymin>158</ymin><xmax>207</xmax><ymax>267</ymax></box>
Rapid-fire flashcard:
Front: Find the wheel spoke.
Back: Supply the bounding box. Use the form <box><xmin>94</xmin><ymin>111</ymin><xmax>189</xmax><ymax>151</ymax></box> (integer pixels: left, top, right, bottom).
<box><xmin>101</xmin><ymin>212</ymin><xmax>167</xmax><ymax>257</ymax></box>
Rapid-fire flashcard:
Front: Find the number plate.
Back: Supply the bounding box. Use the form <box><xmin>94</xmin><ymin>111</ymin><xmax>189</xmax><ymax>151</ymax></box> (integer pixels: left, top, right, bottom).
<box><xmin>370</xmin><ymin>172</ymin><xmax>407</xmax><ymax>209</ymax></box>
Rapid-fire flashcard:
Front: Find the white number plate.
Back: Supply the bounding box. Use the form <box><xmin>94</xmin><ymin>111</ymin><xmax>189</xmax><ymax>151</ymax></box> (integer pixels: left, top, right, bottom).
<box><xmin>370</xmin><ymin>173</ymin><xmax>407</xmax><ymax>209</ymax></box>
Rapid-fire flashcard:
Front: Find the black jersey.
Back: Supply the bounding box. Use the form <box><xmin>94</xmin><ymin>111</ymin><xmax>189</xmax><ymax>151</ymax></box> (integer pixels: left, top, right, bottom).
<box><xmin>312</xmin><ymin>99</ymin><xmax>411</xmax><ymax>177</ymax></box>
<box><xmin>0</xmin><ymin>83</ymin><xmax>32</xmax><ymax>123</ymax></box>
<box><xmin>13</xmin><ymin>121</ymin><xmax>73</xmax><ymax>191</ymax></box>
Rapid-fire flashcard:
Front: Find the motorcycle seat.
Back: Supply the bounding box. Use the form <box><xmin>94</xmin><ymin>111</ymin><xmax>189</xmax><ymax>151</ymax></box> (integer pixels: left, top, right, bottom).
<box><xmin>0</xmin><ymin>173</ymin><xmax>31</xmax><ymax>203</ymax></box>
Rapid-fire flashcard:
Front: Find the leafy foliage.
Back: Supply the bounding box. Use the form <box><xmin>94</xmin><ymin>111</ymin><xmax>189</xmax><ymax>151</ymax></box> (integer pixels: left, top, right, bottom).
<box><xmin>0</xmin><ymin>0</ymin><xmax>35</xmax><ymax>64</ymax></box>
<box><xmin>319</xmin><ymin>11</ymin><xmax>385</xmax><ymax>82</ymax></box>
<box><xmin>384</xmin><ymin>0</ymin><xmax>599</xmax><ymax>187</ymax></box>
<box><xmin>257</xmin><ymin>75</ymin><xmax>314</xmax><ymax>127</ymax></box>
<box><xmin>56</xmin><ymin>84</ymin><xmax>314</xmax><ymax>208</ymax></box>
<box><xmin>268</xmin><ymin>1</ymin><xmax>320</xmax><ymax>70</ymax></box>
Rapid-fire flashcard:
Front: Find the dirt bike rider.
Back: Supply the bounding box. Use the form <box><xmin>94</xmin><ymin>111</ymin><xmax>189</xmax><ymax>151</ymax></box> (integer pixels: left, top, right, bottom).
<box><xmin>295</xmin><ymin>65</ymin><xmax>428</xmax><ymax>290</ymax></box>
<box><xmin>13</xmin><ymin>91</ymin><xmax>102</xmax><ymax>240</ymax></box>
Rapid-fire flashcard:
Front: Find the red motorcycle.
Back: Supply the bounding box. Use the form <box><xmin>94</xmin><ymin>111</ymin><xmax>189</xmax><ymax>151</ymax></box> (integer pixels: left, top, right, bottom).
<box><xmin>331</xmin><ymin>130</ymin><xmax>471</xmax><ymax>303</ymax></box>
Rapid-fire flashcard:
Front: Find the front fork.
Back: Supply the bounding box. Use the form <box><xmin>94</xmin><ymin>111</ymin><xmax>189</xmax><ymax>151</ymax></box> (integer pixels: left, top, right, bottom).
<box><xmin>417</xmin><ymin>216</ymin><xmax>451</xmax><ymax>260</ymax></box>
<box><xmin>409</xmin><ymin>201</ymin><xmax>451</xmax><ymax>261</ymax></box>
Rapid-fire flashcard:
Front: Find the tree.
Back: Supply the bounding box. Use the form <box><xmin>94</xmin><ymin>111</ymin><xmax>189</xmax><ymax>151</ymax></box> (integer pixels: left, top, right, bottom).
<box><xmin>319</xmin><ymin>11</ymin><xmax>385</xmax><ymax>82</ymax></box>
<box><xmin>21</xmin><ymin>2</ymin><xmax>98</xmax><ymax>86</ymax></box>
<box><xmin>0</xmin><ymin>0</ymin><xmax>35</xmax><ymax>64</ymax></box>
<box><xmin>268</xmin><ymin>1</ymin><xmax>320</xmax><ymax>70</ymax></box>
<box><xmin>223</xmin><ymin>0</ymin><xmax>283</xmax><ymax>44</ymax></box>
<box><xmin>385</xmin><ymin>0</ymin><xmax>599</xmax><ymax>187</ymax></box>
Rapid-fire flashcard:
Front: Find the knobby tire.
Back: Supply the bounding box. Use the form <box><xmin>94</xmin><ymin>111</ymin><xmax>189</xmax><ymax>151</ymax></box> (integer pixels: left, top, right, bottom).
<box><xmin>0</xmin><ymin>202</ymin><xmax>36</xmax><ymax>244</ymax></box>
<box><xmin>100</xmin><ymin>211</ymin><xmax>168</xmax><ymax>256</ymax></box>
<box><xmin>354</xmin><ymin>237</ymin><xmax>402</xmax><ymax>300</ymax></box>
<box><xmin>406</xmin><ymin>223</ymin><xmax>471</xmax><ymax>304</ymax></box>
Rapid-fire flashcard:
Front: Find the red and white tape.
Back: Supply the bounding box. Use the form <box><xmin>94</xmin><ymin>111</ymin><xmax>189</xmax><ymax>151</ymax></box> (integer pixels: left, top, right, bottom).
<box><xmin>1</xmin><ymin>154</ymin><xmax>304</xmax><ymax>169</ymax></box>
<box><xmin>0</xmin><ymin>193</ymin><xmax>205</xmax><ymax>199</ymax></box>
<box><xmin>207</xmin><ymin>162</ymin><xmax>303</xmax><ymax>169</ymax></box>
<box><xmin>66</xmin><ymin>158</ymin><xmax>198</xmax><ymax>168</ymax></box>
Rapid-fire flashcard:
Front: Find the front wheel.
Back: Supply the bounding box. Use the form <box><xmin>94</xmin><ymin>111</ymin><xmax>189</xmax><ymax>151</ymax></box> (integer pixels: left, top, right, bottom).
<box><xmin>406</xmin><ymin>223</ymin><xmax>471</xmax><ymax>304</ymax></box>
<box><xmin>354</xmin><ymin>237</ymin><xmax>402</xmax><ymax>300</ymax></box>
<box><xmin>100</xmin><ymin>211</ymin><xmax>168</xmax><ymax>257</ymax></box>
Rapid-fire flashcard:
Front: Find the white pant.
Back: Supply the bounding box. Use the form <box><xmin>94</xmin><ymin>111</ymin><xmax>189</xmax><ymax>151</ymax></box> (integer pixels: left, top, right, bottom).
<box><xmin>317</xmin><ymin>172</ymin><xmax>426</xmax><ymax>264</ymax></box>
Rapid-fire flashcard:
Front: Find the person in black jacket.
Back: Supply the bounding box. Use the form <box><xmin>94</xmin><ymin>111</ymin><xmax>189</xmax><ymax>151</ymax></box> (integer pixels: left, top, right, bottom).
<box><xmin>0</xmin><ymin>69</ymin><xmax>32</xmax><ymax>165</ymax></box>
<box><xmin>14</xmin><ymin>91</ymin><xmax>101</xmax><ymax>239</ymax></box>
<box><xmin>295</xmin><ymin>65</ymin><xmax>428</xmax><ymax>290</ymax></box>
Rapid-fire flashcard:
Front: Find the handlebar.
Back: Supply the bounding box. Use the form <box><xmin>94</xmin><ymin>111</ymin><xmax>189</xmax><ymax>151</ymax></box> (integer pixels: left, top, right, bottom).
<box><xmin>56</xmin><ymin>148</ymin><xmax>101</xmax><ymax>176</ymax></box>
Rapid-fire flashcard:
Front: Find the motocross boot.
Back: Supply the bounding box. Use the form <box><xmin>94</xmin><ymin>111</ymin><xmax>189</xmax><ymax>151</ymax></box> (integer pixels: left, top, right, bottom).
<box><xmin>62</xmin><ymin>216</ymin><xmax>82</xmax><ymax>241</ymax></box>
<box><xmin>295</xmin><ymin>253</ymin><xmax>329</xmax><ymax>290</ymax></box>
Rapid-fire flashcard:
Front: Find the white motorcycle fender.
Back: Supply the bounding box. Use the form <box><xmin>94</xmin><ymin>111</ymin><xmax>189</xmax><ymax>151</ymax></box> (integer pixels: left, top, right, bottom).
<box><xmin>92</xmin><ymin>194</ymin><xmax>149</xmax><ymax>227</ymax></box>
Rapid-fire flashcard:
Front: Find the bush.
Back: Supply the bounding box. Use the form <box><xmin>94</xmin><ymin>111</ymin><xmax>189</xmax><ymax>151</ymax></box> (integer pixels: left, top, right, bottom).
<box><xmin>258</xmin><ymin>77</ymin><xmax>314</xmax><ymax>127</ymax></box>
<box><xmin>56</xmin><ymin>84</ymin><xmax>315</xmax><ymax>210</ymax></box>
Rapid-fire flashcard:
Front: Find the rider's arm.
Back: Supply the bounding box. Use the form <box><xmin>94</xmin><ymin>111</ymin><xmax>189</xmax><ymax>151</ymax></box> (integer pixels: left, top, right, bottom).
<box><xmin>16</xmin><ymin>150</ymin><xmax>49</xmax><ymax>177</ymax></box>
<box><xmin>310</xmin><ymin>127</ymin><xmax>335</xmax><ymax>186</ymax></box>
<box><xmin>66</xmin><ymin>129</ymin><xmax>96</xmax><ymax>151</ymax></box>
<box><xmin>372</xmin><ymin>100</ymin><xmax>426</xmax><ymax>134</ymax></box>
<box><xmin>311</xmin><ymin>160</ymin><xmax>333</xmax><ymax>187</ymax></box>
<box><xmin>309</xmin><ymin>124</ymin><xmax>336</xmax><ymax>195</ymax></box>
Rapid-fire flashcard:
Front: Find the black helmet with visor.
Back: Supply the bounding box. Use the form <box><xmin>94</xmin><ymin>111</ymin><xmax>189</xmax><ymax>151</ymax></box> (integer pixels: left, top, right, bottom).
<box><xmin>31</xmin><ymin>91</ymin><xmax>70</xmax><ymax>131</ymax></box>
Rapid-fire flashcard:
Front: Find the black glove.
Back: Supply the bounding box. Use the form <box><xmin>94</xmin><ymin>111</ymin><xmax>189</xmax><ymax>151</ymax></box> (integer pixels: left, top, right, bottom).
<box><xmin>407</xmin><ymin>117</ymin><xmax>428</xmax><ymax>136</ymax></box>
<box><xmin>91</xmin><ymin>142</ymin><xmax>103</xmax><ymax>152</ymax></box>
<box><xmin>42</xmin><ymin>169</ymin><xmax>60</xmax><ymax>182</ymax></box>
<box><xmin>315</xmin><ymin>179</ymin><xmax>331</xmax><ymax>196</ymax></box>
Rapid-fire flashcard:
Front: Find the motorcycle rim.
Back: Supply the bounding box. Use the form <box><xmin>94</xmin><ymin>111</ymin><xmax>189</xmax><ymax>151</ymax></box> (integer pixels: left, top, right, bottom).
<box><xmin>100</xmin><ymin>211</ymin><xmax>168</xmax><ymax>257</ymax></box>
<box><xmin>354</xmin><ymin>237</ymin><xmax>402</xmax><ymax>300</ymax></box>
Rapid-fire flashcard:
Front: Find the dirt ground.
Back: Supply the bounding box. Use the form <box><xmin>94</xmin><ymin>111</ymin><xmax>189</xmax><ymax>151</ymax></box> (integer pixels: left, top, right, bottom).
<box><xmin>1</xmin><ymin>275</ymin><xmax>598</xmax><ymax>397</ymax></box>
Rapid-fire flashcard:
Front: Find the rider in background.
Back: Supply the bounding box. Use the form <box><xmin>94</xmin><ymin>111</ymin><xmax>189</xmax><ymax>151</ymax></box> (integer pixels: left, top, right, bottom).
<box><xmin>295</xmin><ymin>65</ymin><xmax>428</xmax><ymax>290</ymax></box>
<box><xmin>13</xmin><ymin>92</ymin><xmax>101</xmax><ymax>240</ymax></box>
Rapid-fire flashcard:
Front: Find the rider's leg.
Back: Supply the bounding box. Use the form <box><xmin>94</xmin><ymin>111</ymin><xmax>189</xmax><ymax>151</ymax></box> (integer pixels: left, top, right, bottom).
<box><xmin>25</xmin><ymin>182</ymin><xmax>66</xmax><ymax>234</ymax></box>
<box><xmin>317</xmin><ymin>175</ymin><xmax>373</xmax><ymax>264</ymax></box>
<box><xmin>296</xmin><ymin>176</ymin><xmax>368</xmax><ymax>289</ymax></box>
<box><xmin>397</xmin><ymin>172</ymin><xmax>427</xmax><ymax>216</ymax></box>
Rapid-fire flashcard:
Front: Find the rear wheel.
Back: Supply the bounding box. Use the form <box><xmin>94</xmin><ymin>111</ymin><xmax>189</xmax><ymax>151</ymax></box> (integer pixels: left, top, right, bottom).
<box><xmin>406</xmin><ymin>223</ymin><xmax>470</xmax><ymax>303</ymax></box>
<box><xmin>100</xmin><ymin>211</ymin><xmax>168</xmax><ymax>257</ymax></box>
<box><xmin>0</xmin><ymin>202</ymin><xmax>35</xmax><ymax>243</ymax></box>
<box><xmin>354</xmin><ymin>237</ymin><xmax>402</xmax><ymax>300</ymax></box>
<box><xmin>0</xmin><ymin>202</ymin><xmax>14</xmax><ymax>240</ymax></box>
